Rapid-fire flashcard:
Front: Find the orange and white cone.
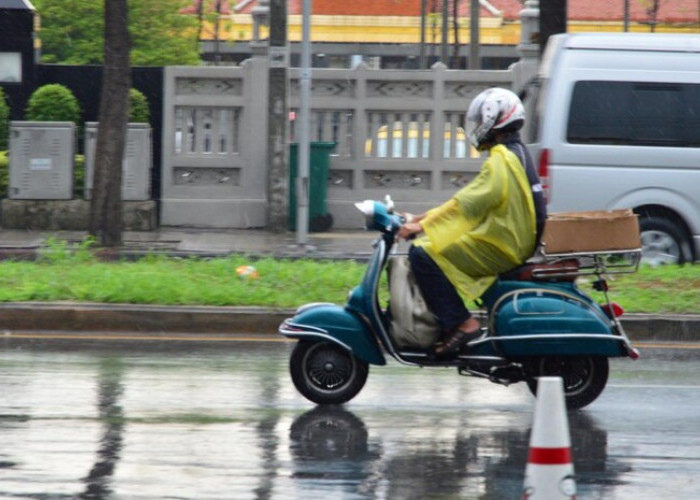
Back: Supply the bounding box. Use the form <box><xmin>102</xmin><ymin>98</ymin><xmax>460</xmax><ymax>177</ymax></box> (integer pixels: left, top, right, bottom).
<box><xmin>522</xmin><ymin>376</ymin><xmax>577</xmax><ymax>500</ymax></box>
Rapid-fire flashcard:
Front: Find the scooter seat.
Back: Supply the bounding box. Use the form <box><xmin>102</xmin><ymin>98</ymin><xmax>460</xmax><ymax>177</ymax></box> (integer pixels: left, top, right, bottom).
<box><xmin>499</xmin><ymin>259</ymin><xmax>579</xmax><ymax>282</ymax></box>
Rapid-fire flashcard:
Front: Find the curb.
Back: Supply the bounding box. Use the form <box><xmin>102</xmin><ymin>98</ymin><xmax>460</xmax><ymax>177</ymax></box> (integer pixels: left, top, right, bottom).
<box><xmin>0</xmin><ymin>302</ymin><xmax>293</xmax><ymax>336</ymax></box>
<box><xmin>616</xmin><ymin>313</ymin><xmax>700</xmax><ymax>343</ymax></box>
<box><xmin>0</xmin><ymin>302</ymin><xmax>698</xmax><ymax>343</ymax></box>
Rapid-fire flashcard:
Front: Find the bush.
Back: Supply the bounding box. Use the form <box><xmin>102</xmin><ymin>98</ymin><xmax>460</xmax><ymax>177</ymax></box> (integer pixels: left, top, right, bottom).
<box><xmin>129</xmin><ymin>88</ymin><xmax>150</xmax><ymax>124</ymax></box>
<box><xmin>25</xmin><ymin>84</ymin><xmax>81</xmax><ymax>124</ymax></box>
<box><xmin>0</xmin><ymin>87</ymin><xmax>9</xmax><ymax>150</ymax></box>
<box><xmin>74</xmin><ymin>154</ymin><xmax>85</xmax><ymax>198</ymax></box>
<box><xmin>0</xmin><ymin>151</ymin><xmax>8</xmax><ymax>198</ymax></box>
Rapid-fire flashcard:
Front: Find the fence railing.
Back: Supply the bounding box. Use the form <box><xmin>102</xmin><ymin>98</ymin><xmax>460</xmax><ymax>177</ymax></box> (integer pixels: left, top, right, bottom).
<box><xmin>160</xmin><ymin>59</ymin><xmax>517</xmax><ymax>228</ymax></box>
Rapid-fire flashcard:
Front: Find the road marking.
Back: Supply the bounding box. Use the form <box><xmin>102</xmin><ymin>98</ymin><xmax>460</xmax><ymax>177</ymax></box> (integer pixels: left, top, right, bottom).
<box><xmin>634</xmin><ymin>342</ymin><xmax>700</xmax><ymax>350</ymax></box>
<box><xmin>608</xmin><ymin>383</ymin><xmax>700</xmax><ymax>390</ymax></box>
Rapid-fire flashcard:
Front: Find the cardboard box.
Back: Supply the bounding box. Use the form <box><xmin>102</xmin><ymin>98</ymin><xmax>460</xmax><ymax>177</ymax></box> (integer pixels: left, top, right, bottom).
<box><xmin>542</xmin><ymin>209</ymin><xmax>641</xmax><ymax>254</ymax></box>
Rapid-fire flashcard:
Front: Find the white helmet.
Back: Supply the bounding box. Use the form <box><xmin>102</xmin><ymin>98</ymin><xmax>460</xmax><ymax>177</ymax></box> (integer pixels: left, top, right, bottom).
<box><xmin>466</xmin><ymin>87</ymin><xmax>525</xmax><ymax>150</ymax></box>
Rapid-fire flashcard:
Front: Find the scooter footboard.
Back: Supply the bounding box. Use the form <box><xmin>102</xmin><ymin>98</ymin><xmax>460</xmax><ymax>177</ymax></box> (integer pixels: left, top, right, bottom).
<box><xmin>279</xmin><ymin>303</ymin><xmax>386</xmax><ymax>366</ymax></box>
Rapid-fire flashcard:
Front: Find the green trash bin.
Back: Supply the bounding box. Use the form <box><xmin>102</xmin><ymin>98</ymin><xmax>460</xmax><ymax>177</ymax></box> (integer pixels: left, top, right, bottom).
<box><xmin>289</xmin><ymin>142</ymin><xmax>335</xmax><ymax>232</ymax></box>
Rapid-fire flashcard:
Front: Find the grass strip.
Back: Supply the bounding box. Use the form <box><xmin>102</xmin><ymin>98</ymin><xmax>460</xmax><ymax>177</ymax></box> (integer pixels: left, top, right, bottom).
<box><xmin>0</xmin><ymin>240</ymin><xmax>696</xmax><ymax>314</ymax></box>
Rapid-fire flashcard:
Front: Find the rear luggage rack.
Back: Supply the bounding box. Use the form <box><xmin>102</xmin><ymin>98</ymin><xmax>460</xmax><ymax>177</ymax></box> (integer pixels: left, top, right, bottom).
<box><xmin>530</xmin><ymin>247</ymin><xmax>642</xmax><ymax>278</ymax></box>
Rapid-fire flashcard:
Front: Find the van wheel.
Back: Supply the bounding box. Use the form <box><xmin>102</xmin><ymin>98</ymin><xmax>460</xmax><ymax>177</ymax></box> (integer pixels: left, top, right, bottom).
<box><xmin>639</xmin><ymin>216</ymin><xmax>692</xmax><ymax>265</ymax></box>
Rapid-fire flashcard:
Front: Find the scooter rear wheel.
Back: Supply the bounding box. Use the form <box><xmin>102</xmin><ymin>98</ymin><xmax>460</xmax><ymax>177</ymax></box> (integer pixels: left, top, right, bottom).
<box><xmin>525</xmin><ymin>355</ymin><xmax>609</xmax><ymax>410</ymax></box>
<box><xmin>290</xmin><ymin>340</ymin><xmax>369</xmax><ymax>405</ymax></box>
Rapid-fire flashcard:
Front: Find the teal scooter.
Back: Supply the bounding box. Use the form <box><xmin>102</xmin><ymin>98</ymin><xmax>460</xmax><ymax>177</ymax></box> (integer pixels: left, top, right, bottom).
<box><xmin>279</xmin><ymin>198</ymin><xmax>640</xmax><ymax>410</ymax></box>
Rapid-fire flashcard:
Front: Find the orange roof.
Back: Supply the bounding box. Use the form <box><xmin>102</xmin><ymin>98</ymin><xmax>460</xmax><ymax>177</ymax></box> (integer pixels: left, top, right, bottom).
<box><xmin>567</xmin><ymin>0</ymin><xmax>698</xmax><ymax>23</ymax></box>
<box><xmin>313</xmin><ymin>0</ymin><xmax>421</xmax><ymax>17</ymax></box>
<box><xmin>181</xmin><ymin>0</ymin><xmax>234</xmax><ymax>15</ymax></box>
<box><xmin>497</xmin><ymin>0</ymin><xmax>699</xmax><ymax>23</ymax></box>
<box><xmin>228</xmin><ymin>0</ymin><xmax>699</xmax><ymax>23</ymax></box>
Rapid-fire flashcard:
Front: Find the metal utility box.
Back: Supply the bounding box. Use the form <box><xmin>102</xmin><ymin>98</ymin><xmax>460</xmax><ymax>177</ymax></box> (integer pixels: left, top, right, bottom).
<box><xmin>84</xmin><ymin>122</ymin><xmax>153</xmax><ymax>201</ymax></box>
<box><xmin>9</xmin><ymin>121</ymin><xmax>75</xmax><ymax>199</ymax></box>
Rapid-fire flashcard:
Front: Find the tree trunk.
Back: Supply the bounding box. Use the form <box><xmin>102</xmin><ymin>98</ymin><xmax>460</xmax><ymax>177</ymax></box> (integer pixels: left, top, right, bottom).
<box><xmin>89</xmin><ymin>0</ymin><xmax>131</xmax><ymax>247</ymax></box>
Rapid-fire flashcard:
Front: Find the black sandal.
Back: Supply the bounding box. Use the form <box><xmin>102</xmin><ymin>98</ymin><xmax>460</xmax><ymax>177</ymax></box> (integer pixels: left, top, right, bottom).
<box><xmin>434</xmin><ymin>328</ymin><xmax>481</xmax><ymax>358</ymax></box>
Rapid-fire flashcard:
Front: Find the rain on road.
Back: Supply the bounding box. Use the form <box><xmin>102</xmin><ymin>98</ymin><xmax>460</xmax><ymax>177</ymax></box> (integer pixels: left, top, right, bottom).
<box><xmin>0</xmin><ymin>337</ymin><xmax>699</xmax><ymax>499</ymax></box>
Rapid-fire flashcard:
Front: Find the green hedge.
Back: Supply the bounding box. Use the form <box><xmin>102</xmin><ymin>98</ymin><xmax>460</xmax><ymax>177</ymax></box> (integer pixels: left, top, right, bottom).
<box><xmin>25</xmin><ymin>84</ymin><xmax>81</xmax><ymax>124</ymax></box>
<box><xmin>0</xmin><ymin>151</ymin><xmax>8</xmax><ymax>198</ymax></box>
<box><xmin>0</xmin><ymin>84</ymin><xmax>146</xmax><ymax>198</ymax></box>
<box><xmin>0</xmin><ymin>88</ymin><xmax>9</xmax><ymax>151</ymax></box>
<box><xmin>129</xmin><ymin>88</ymin><xmax>150</xmax><ymax>124</ymax></box>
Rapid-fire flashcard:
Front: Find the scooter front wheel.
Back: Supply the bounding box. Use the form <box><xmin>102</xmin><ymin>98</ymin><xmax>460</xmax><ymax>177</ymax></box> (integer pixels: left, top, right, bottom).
<box><xmin>525</xmin><ymin>355</ymin><xmax>609</xmax><ymax>410</ymax></box>
<box><xmin>290</xmin><ymin>340</ymin><xmax>369</xmax><ymax>405</ymax></box>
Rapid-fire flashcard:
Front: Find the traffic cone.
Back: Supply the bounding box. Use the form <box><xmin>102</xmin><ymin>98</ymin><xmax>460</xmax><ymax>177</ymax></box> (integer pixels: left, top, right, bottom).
<box><xmin>522</xmin><ymin>377</ymin><xmax>577</xmax><ymax>500</ymax></box>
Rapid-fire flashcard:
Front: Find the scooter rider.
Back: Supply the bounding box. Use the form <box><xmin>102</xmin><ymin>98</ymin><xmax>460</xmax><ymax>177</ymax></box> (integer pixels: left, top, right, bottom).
<box><xmin>398</xmin><ymin>87</ymin><xmax>547</xmax><ymax>358</ymax></box>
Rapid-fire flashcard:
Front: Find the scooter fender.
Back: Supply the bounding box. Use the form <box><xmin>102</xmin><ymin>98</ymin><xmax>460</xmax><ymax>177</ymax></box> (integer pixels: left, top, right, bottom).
<box><xmin>279</xmin><ymin>303</ymin><xmax>386</xmax><ymax>366</ymax></box>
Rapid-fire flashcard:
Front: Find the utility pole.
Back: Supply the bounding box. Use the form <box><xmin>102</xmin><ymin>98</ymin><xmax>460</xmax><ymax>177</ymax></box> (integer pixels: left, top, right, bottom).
<box><xmin>469</xmin><ymin>0</ymin><xmax>479</xmax><ymax>69</ymax></box>
<box><xmin>441</xmin><ymin>0</ymin><xmax>449</xmax><ymax>63</ymax></box>
<box><xmin>539</xmin><ymin>0</ymin><xmax>567</xmax><ymax>53</ymax></box>
<box><xmin>420</xmin><ymin>0</ymin><xmax>427</xmax><ymax>68</ymax></box>
<box><xmin>296</xmin><ymin>0</ymin><xmax>312</xmax><ymax>244</ymax></box>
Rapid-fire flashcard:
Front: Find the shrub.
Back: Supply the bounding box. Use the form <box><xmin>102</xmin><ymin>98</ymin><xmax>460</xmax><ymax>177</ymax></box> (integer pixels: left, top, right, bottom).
<box><xmin>129</xmin><ymin>88</ymin><xmax>150</xmax><ymax>124</ymax></box>
<box><xmin>25</xmin><ymin>84</ymin><xmax>81</xmax><ymax>124</ymax></box>
<box><xmin>0</xmin><ymin>150</ymin><xmax>8</xmax><ymax>198</ymax></box>
<box><xmin>0</xmin><ymin>87</ymin><xmax>9</xmax><ymax>150</ymax></box>
<box><xmin>74</xmin><ymin>154</ymin><xmax>85</xmax><ymax>198</ymax></box>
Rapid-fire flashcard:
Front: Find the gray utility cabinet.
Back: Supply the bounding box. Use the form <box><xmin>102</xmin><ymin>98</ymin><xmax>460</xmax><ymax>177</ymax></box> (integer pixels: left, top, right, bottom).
<box><xmin>9</xmin><ymin>121</ymin><xmax>75</xmax><ymax>200</ymax></box>
<box><xmin>84</xmin><ymin>122</ymin><xmax>153</xmax><ymax>201</ymax></box>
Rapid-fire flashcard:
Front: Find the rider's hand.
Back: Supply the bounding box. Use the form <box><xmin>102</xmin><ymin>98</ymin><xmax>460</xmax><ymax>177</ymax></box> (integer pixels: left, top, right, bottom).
<box><xmin>398</xmin><ymin>221</ymin><xmax>422</xmax><ymax>240</ymax></box>
<box><xmin>401</xmin><ymin>212</ymin><xmax>415</xmax><ymax>223</ymax></box>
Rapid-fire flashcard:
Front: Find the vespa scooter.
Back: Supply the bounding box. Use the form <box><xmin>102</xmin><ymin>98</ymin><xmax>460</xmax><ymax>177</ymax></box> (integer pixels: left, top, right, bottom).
<box><xmin>279</xmin><ymin>198</ymin><xmax>640</xmax><ymax>410</ymax></box>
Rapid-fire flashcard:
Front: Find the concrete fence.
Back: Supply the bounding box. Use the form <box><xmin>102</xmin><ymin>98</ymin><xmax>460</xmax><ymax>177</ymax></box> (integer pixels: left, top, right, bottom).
<box><xmin>4</xmin><ymin>4</ymin><xmax>540</xmax><ymax>231</ymax></box>
<box><xmin>160</xmin><ymin>59</ymin><xmax>525</xmax><ymax>229</ymax></box>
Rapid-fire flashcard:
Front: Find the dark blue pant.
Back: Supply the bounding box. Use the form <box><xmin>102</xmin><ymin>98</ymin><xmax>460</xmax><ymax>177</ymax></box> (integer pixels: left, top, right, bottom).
<box><xmin>407</xmin><ymin>245</ymin><xmax>471</xmax><ymax>332</ymax></box>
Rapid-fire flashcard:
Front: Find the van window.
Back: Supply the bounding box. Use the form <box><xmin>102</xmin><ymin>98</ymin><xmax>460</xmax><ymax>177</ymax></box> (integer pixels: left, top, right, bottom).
<box><xmin>567</xmin><ymin>81</ymin><xmax>700</xmax><ymax>147</ymax></box>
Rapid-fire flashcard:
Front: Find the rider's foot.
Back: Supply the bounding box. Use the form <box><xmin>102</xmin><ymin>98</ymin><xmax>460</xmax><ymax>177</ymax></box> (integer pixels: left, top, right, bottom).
<box><xmin>433</xmin><ymin>327</ymin><xmax>481</xmax><ymax>358</ymax></box>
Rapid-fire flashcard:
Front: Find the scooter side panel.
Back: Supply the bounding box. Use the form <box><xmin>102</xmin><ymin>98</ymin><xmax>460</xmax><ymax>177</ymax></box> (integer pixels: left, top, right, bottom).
<box><xmin>280</xmin><ymin>304</ymin><xmax>386</xmax><ymax>365</ymax></box>
<box><xmin>488</xmin><ymin>282</ymin><xmax>627</xmax><ymax>357</ymax></box>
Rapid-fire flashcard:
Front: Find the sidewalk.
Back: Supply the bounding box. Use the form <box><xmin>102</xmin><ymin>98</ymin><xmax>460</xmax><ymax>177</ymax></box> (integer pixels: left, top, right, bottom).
<box><xmin>0</xmin><ymin>227</ymin><xmax>378</xmax><ymax>260</ymax></box>
<box><xmin>0</xmin><ymin>227</ymin><xmax>697</xmax><ymax>343</ymax></box>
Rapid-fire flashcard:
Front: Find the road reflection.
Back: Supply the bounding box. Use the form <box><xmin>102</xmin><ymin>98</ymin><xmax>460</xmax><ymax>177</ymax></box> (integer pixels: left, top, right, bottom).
<box><xmin>287</xmin><ymin>405</ymin><xmax>624</xmax><ymax>499</ymax></box>
<box><xmin>253</xmin><ymin>355</ymin><xmax>282</xmax><ymax>500</ymax></box>
<box><xmin>1</xmin><ymin>341</ymin><xmax>697</xmax><ymax>499</ymax></box>
<box><xmin>80</xmin><ymin>358</ymin><xmax>125</xmax><ymax>499</ymax></box>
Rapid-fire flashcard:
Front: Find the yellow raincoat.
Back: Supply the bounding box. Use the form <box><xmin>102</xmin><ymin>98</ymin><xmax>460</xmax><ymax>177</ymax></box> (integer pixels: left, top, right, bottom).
<box><xmin>414</xmin><ymin>144</ymin><xmax>537</xmax><ymax>301</ymax></box>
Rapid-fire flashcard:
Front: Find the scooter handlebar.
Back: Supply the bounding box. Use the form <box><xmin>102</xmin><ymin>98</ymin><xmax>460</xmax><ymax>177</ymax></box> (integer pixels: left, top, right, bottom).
<box><xmin>354</xmin><ymin>199</ymin><xmax>403</xmax><ymax>234</ymax></box>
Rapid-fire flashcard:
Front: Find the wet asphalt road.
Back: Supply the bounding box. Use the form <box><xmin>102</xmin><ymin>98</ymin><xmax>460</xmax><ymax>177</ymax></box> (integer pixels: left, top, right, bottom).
<box><xmin>0</xmin><ymin>338</ymin><xmax>699</xmax><ymax>499</ymax></box>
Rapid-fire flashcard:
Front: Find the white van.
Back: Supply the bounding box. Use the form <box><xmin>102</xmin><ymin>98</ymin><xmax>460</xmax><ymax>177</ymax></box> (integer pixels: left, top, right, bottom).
<box><xmin>523</xmin><ymin>33</ymin><xmax>700</xmax><ymax>264</ymax></box>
